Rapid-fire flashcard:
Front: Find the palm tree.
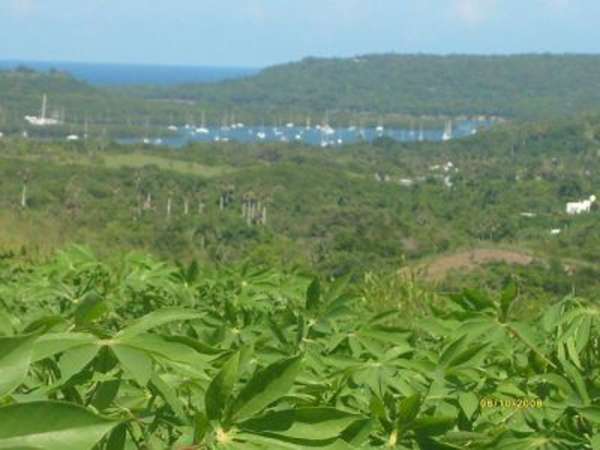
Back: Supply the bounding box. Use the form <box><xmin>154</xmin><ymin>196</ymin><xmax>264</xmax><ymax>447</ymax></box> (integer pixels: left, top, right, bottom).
<box><xmin>18</xmin><ymin>169</ymin><xmax>31</xmax><ymax>208</ymax></box>
<box><xmin>166</xmin><ymin>182</ymin><xmax>177</xmax><ymax>221</ymax></box>
<box><xmin>219</xmin><ymin>183</ymin><xmax>236</xmax><ymax>211</ymax></box>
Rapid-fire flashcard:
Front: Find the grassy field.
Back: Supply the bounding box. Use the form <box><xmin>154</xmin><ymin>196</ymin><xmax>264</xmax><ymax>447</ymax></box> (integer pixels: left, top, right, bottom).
<box><xmin>0</xmin><ymin>148</ymin><xmax>237</xmax><ymax>178</ymax></box>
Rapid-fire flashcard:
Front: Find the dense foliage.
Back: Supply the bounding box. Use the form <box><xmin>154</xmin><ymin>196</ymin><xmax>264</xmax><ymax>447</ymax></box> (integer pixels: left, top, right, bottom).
<box><xmin>1</xmin><ymin>114</ymin><xmax>600</xmax><ymax>297</ymax></box>
<box><xmin>130</xmin><ymin>54</ymin><xmax>600</xmax><ymax>121</ymax></box>
<box><xmin>6</xmin><ymin>54</ymin><xmax>600</xmax><ymax>140</ymax></box>
<box><xmin>0</xmin><ymin>247</ymin><xmax>599</xmax><ymax>449</ymax></box>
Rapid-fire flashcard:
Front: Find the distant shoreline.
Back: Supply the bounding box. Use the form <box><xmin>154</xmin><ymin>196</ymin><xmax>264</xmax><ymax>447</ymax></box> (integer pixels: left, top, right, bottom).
<box><xmin>0</xmin><ymin>60</ymin><xmax>260</xmax><ymax>87</ymax></box>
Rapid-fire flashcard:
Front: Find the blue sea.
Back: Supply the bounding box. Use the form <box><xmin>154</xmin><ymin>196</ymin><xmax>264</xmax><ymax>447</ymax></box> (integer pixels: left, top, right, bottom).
<box><xmin>0</xmin><ymin>60</ymin><xmax>260</xmax><ymax>86</ymax></box>
<box><xmin>117</xmin><ymin>120</ymin><xmax>491</xmax><ymax>148</ymax></box>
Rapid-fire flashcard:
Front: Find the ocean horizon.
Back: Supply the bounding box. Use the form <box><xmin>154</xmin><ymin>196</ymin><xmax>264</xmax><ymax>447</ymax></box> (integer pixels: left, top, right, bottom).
<box><xmin>0</xmin><ymin>60</ymin><xmax>261</xmax><ymax>86</ymax></box>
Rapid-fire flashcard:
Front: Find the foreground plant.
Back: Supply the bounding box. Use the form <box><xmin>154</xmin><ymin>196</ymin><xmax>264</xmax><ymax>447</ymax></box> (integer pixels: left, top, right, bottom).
<box><xmin>0</xmin><ymin>247</ymin><xmax>599</xmax><ymax>449</ymax></box>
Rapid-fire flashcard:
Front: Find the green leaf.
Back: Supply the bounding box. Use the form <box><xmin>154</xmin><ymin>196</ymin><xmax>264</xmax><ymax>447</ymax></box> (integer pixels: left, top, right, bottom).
<box><xmin>111</xmin><ymin>344</ymin><xmax>153</xmax><ymax>387</ymax></box>
<box><xmin>74</xmin><ymin>292</ymin><xmax>107</xmax><ymax>327</ymax></box>
<box><xmin>561</xmin><ymin>359</ymin><xmax>590</xmax><ymax>405</ymax></box>
<box><xmin>193</xmin><ymin>413</ymin><xmax>210</xmax><ymax>444</ymax></box>
<box><xmin>0</xmin><ymin>401</ymin><xmax>120</xmax><ymax>450</ymax></box>
<box><xmin>232</xmin><ymin>355</ymin><xmax>303</xmax><ymax>422</ymax></box>
<box><xmin>239</xmin><ymin>408</ymin><xmax>363</xmax><ymax>440</ymax></box>
<box><xmin>499</xmin><ymin>280</ymin><xmax>518</xmax><ymax>322</ymax></box>
<box><xmin>447</xmin><ymin>343</ymin><xmax>488</xmax><ymax>369</ymax></box>
<box><xmin>31</xmin><ymin>333</ymin><xmax>98</xmax><ymax>362</ymax></box>
<box><xmin>565</xmin><ymin>336</ymin><xmax>583</xmax><ymax>370</ymax></box>
<box><xmin>508</xmin><ymin>322</ymin><xmax>556</xmax><ymax>369</ymax></box>
<box><xmin>458</xmin><ymin>392</ymin><xmax>479</xmax><ymax>419</ymax></box>
<box><xmin>439</xmin><ymin>335</ymin><xmax>467</xmax><ymax>368</ymax></box>
<box><xmin>579</xmin><ymin>406</ymin><xmax>600</xmax><ymax>424</ymax></box>
<box><xmin>206</xmin><ymin>351</ymin><xmax>240</xmax><ymax>422</ymax></box>
<box><xmin>117</xmin><ymin>309</ymin><xmax>203</xmax><ymax>339</ymax></box>
<box><xmin>413</xmin><ymin>416</ymin><xmax>456</xmax><ymax>436</ymax></box>
<box><xmin>397</xmin><ymin>394</ymin><xmax>422</xmax><ymax>427</ymax></box>
<box><xmin>306</xmin><ymin>278</ymin><xmax>321</xmax><ymax>312</ymax></box>
<box><xmin>105</xmin><ymin>424</ymin><xmax>127</xmax><ymax>450</ymax></box>
<box><xmin>91</xmin><ymin>379</ymin><xmax>121</xmax><ymax>411</ymax></box>
<box><xmin>58</xmin><ymin>344</ymin><xmax>99</xmax><ymax>382</ymax></box>
<box><xmin>0</xmin><ymin>334</ymin><xmax>37</xmax><ymax>397</ymax></box>
<box><xmin>590</xmin><ymin>433</ymin><xmax>600</xmax><ymax>450</ymax></box>
<box><xmin>150</xmin><ymin>373</ymin><xmax>187</xmax><ymax>421</ymax></box>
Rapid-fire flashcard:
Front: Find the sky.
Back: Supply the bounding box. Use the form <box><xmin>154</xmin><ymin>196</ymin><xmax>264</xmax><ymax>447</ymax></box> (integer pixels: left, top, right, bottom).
<box><xmin>1</xmin><ymin>0</ymin><xmax>599</xmax><ymax>67</ymax></box>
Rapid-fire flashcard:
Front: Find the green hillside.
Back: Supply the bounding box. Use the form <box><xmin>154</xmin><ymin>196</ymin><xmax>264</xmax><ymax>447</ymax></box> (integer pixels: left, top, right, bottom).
<box><xmin>139</xmin><ymin>54</ymin><xmax>600</xmax><ymax>121</ymax></box>
<box><xmin>0</xmin><ymin>68</ymin><xmax>192</xmax><ymax>137</ymax></box>
<box><xmin>2</xmin><ymin>113</ymin><xmax>600</xmax><ymax>298</ymax></box>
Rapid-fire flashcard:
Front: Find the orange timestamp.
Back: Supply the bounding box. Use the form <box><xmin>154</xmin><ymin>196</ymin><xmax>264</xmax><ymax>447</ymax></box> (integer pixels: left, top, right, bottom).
<box><xmin>480</xmin><ymin>398</ymin><xmax>544</xmax><ymax>409</ymax></box>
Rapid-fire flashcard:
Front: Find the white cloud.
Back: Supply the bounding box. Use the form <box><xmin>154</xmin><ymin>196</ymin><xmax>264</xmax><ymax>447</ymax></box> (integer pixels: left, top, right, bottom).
<box><xmin>453</xmin><ymin>0</ymin><xmax>497</xmax><ymax>25</ymax></box>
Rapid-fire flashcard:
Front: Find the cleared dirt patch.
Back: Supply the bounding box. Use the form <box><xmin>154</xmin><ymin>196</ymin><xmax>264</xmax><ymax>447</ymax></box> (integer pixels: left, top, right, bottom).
<box><xmin>420</xmin><ymin>249</ymin><xmax>534</xmax><ymax>281</ymax></box>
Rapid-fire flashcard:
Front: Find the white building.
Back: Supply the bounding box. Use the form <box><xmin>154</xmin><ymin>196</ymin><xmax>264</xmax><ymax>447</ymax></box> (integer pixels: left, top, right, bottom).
<box><xmin>566</xmin><ymin>195</ymin><xmax>596</xmax><ymax>215</ymax></box>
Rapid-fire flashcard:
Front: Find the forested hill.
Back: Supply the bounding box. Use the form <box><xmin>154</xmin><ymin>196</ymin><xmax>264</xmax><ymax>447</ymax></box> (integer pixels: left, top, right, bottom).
<box><xmin>137</xmin><ymin>54</ymin><xmax>600</xmax><ymax>120</ymax></box>
<box><xmin>0</xmin><ymin>69</ymin><xmax>193</xmax><ymax>135</ymax></box>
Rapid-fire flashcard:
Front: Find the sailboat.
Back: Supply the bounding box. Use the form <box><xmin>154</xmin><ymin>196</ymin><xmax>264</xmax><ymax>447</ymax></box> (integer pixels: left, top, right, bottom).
<box><xmin>321</xmin><ymin>111</ymin><xmax>335</xmax><ymax>136</ymax></box>
<box><xmin>418</xmin><ymin>124</ymin><xmax>424</xmax><ymax>142</ymax></box>
<box><xmin>142</xmin><ymin>118</ymin><xmax>151</xmax><ymax>144</ymax></box>
<box><xmin>305</xmin><ymin>116</ymin><xmax>312</xmax><ymax>130</ymax></box>
<box><xmin>25</xmin><ymin>94</ymin><xmax>60</xmax><ymax>126</ymax></box>
<box><xmin>167</xmin><ymin>114</ymin><xmax>178</xmax><ymax>131</ymax></box>
<box><xmin>375</xmin><ymin>117</ymin><xmax>384</xmax><ymax>135</ymax></box>
<box><xmin>220</xmin><ymin>113</ymin><xmax>231</xmax><ymax>132</ymax></box>
<box><xmin>442</xmin><ymin>120</ymin><xmax>453</xmax><ymax>141</ymax></box>
<box><xmin>196</xmin><ymin>111</ymin><xmax>209</xmax><ymax>134</ymax></box>
<box><xmin>347</xmin><ymin>120</ymin><xmax>357</xmax><ymax>132</ymax></box>
<box><xmin>257</xmin><ymin>121</ymin><xmax>267</xmax><ymax>140</ymax></box>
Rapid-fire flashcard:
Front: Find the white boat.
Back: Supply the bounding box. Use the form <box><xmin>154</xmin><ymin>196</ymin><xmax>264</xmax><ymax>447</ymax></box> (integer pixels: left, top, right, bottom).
<box><xmin>442</xmin><ymin>120</ymin><xmax>453</xmax><ymax>141</ymax></box>
<box><xmin>196</xmin><ymin>111</ymin><xmax>210</xmax><ymax>134</ymax></box>
<box><xmin>66</xmin><ymin>134</ymin><xmax>79</xmax><ymax>141</ymax></box>
<box><xmin>257</xmin><ymin>131</ymin><xmax>266</xmax><ymax>140</ymax></box>
<box><xmin>154</xmin><ymin>138</ymin><xmax>163</xmax><ymax>145</ymax></box>
<box><xmin>321</xmin><ymin>124</ymin><xmax>335</xmax><ymax>135</ymax></box>
<box><xmin>418</xmin><ymin>126</ymin><xmax>424</xmax><ymax>142</ymax></box>
<box><xmin>167</xmin><ymin>125</ymin><xmax>178</xmax><ymax>132</ymax></box>
<box><xmin>142</xmin><ymin>138</ymin><xmax>151</xmax><ymax>145</ymax></box>
<box><xmin>286</xmin><ymin>122</ymin><xmax>294</xmax><ymax>128</ymax></box>
<box><xmin>25</xmin><ymin>94</ymin><xmax>60</xmax><ymax>126</ymax></box>
<box><xmin>376</xmin><ymin>125</ymin><xmax>384</xmax><ymax>134</ymax></box>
